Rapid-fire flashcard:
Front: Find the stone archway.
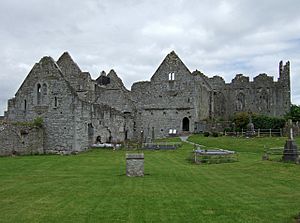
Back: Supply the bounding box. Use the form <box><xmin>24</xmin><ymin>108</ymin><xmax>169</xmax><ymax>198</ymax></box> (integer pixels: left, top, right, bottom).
<box><xmin>182</xmin><ymin>117</ymin><xmax>190</xmax><ymax>131</ymax></box>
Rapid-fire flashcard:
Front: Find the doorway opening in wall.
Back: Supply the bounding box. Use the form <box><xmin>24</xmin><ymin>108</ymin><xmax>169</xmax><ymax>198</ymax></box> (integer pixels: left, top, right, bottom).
<box><xmin>182</xmin><ymin>117</ymin><xmax>190</xmax><ymax>131</ymax></box>
<box><xmin>107</xmin><ymin>130</ymin><xmax>112</xmax><ymax>143</ymax></box>
<box><xmin>96</xmin><ymin>136</ymin><xmax>101</xmax><ymax>144</ymax></box>
<box><xmin>88</xmin><ymin>123</ymin><xmax>94</xmax><ymax>145</ymax></box>
<box><xmin>125</xmin><ymin>130</ymin><xmax>128</xmax><ymax>141</ymax></box>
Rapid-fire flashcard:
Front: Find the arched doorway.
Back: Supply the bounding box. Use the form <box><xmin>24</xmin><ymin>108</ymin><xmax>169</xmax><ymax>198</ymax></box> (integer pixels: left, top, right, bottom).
<box><xmin>182</xmin><ymin>117</ymin><xmax>190</xmax><ymax>131</ymax></box>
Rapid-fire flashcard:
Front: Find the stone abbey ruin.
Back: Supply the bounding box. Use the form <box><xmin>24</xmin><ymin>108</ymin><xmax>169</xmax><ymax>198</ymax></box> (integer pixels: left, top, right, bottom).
<box><xmin>0</xmin><ymin>51</ymin><xmax>291</xmax><ymax>154</ymax></box>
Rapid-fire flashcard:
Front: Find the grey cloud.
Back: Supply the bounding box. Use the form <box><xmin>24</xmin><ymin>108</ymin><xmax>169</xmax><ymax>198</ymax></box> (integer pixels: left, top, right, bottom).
<box><xmin>1</xmin><ymin>0</ymin><xmax>300</xmax><ymax>115</ymax></box>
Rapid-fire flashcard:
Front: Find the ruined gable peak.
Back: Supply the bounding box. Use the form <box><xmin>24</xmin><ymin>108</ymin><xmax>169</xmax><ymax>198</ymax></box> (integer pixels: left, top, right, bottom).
<box><xmin>38</xmin><ymin>56</ymin><xmax>62</xmax><ymax>72</ymax></box>
<box><xmin>107</xmin><ymin>69</ymin><xmax>117</xmax><ymax>76</ymax></box>
<box><xmin>57</xmin><ymin>51</ymin><xmax>82</xmax><ymax>75</ymax></box>
<box><xmin>57</xmin><ymin>51</ymin><xmax>76</xmax><ymax>62</ymax></box>
<box><xmin>39</xmin><ymin>56</ymin><xmax>56</xmax><ymax>65</ymax></box>
<box><xmin>161</xmin><ymin>50</ymin><xmax>189</xmax><ymax>70</ymax></box>
<box><xmin>15</xmin><ymin>55</ymin><xmax>66</xmax><ymax>97</ymax></box>
<box><xmin>166</xmin><ymin>50</ymin><xmax>178</xmax><ymax>58</ymax></box>
<box><xmin>162</xmin><ymin>50</ymin><xmax>184</xmax><ymax>65</ymax></box>
<box><xmin>151</xmin><ymin>50</ymin><xmax>191</xmax><ymax>82</ymax></box>
<box><xmin>107</xmin><ymin>69</ymin><xmax>127</xmax><ymax>90</ymax></box>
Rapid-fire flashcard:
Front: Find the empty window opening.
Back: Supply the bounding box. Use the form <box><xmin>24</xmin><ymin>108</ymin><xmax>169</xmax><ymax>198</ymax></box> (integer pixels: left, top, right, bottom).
<box><xmin>24</xmin><ymin>100</ymin><xmax>27</xmax><ymax>111</ymax></box>
<box><xmin>168</xmin><ymin>129</ymin><xmax>177</xmax><ymax>135</ymax></box>
<box><xmin>54</xmin><ymin>97</ymin><xmax>58</xmax><ymax>107</ymax></box>
<box><xmin>37</xmin><ymin>84</ymin><xmax>41</xmax><ymax>104</ymax></box>
<box><xmin>168</xmin><ymin>72</ymin><xmax>175</xmax><ymax>81</ymax></box>
<box><xmin>182</xmin><ymin>117</ymin><xmax>190</xmax><ymax>131</ymax></box>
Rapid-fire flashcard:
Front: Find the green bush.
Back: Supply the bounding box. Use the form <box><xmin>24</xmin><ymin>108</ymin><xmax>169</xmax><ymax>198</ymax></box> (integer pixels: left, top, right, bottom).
<box><xmin>252</xmin><ymin>115</ymin><xmax>285</xmax><ymax>129</ymax></box>
<box><xmin>233</xmin><ymin>112</ymin><xmax>285</xmax><ymax>130</ymax></box>
<box><xmin>203</xmin><ymin>132</ymin><xmax>210</xmax><ymax>137</ymax></box>
<box><xmin>212</xmin><ymin>132</ymin><xmax>219</xmax><ymax>137</ymax></box>
<box><xmin>33</xmin><ymin>117</ymin><xmax>43</xmax><ymax>128</ymax></box>
<box><xmin>224</xmin><ymin>127</ymin><xmax>231</xmax><ymax>132</ymax></box>
<box><xmin>285</xmin><ymin>104</ymin><xmax>300</xmax><ymax>122</ymax></box>
<box><xmin>233</xmin><ymin>112</ymin><xmax>249</xmax><ymax>130</ymax></box>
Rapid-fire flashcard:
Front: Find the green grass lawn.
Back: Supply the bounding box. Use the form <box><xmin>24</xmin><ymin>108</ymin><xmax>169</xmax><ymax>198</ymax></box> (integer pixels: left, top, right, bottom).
<box><xmin>0</xmin><ymin>136</ymin><xmax>300</xmax><ymax>223</ymax></box>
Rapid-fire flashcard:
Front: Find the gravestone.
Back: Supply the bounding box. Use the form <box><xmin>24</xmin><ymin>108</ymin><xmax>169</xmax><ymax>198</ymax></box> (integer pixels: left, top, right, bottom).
<box><xmin>282</xmin><ymin>120</ymin><xmax>299</xmax><ymax>162</ymax></box>
<box><xmin>126</xmin><ymin>153</ymin><xmax>144</xmax><ymax>177</ymax></box>
<box><xmin>246</xmin><ymin>115</ymin><xmax>255</xmax><ymax>137</ymax></box>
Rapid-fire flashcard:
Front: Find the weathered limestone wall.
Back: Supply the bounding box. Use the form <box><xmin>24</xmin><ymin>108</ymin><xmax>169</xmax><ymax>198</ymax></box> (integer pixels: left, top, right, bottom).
<box><xmin>130</xmin><ymin>51</ymin><xmax>201</xmax><ymax>140</ymax></box>
<box><xmin>90</xmin><ymin>104</ymin><xmax>134</xmax><ymax>144</ymax></box>
<box><xmin>3</xmin><ymin>51</ymin><xmax>292</xmax><ymax>153</ymax></box>
<box><xmin>207</xmin><ymin>61</ymin><xmax>291</xmax><ymax>120</ymax></box>
<box><xmin>95</xmin><ymin>86</ymin><xmax>134</xmax><ymax>113</ymax></box>
<box><xmin>0</xmin><ymin>124</ymin><xmax>44</xmax><ymax>156</ymax></box>
<box><xmin>6</xmin><ymin>56</ymin><xmax>81</xmax><ymax>153</ymax></box>
<box><xmin>134</xmin><ymin>108</ymin><xmax>195</xmax><ymax>140</ymax></box>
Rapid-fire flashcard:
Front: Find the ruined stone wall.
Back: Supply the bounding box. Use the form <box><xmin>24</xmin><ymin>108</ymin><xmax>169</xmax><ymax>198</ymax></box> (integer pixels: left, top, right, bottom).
<box><xmin>94</xmin><ymin>70</ymin><xmax>135</xmax><ymax>113</ymax></box>
<box><xmin>90</xmin><ymin>104</ymin><xmax>134</xmax><ymax>144</ymax></box>
<box><xmin>6</xmin><ymin>56</ymin><xmax>81</xmax><ymax>153</ymax></box>
<box><xmin>0</xmin><ymin>124</ymin><xmax>44</xmax><ymax>156</ymax></box>
<box><xmin>3</xmin><ymin>51</ymin><xmax>292</xmax><ymax>152</ymax></box>
<box><xmin>57</xmin><ymin>52</ymin><xmax>93</xmax><ymax>92</ymax></box>
<box><xmin>130</xmin><ymin>51</ymin><xmax>202</xmax><ymax>140</ymax></box>
<box><xmin>95</xmin><ymin>86</ymin><xmax>134</xmax><ymax>113</ymax></box>
<box><xmin>208</xmin><ymin>61</ymin><xmax>291</xmax><ymax>120</ymax></box>
<box><xmin>193</xmin><ymin>72</ymin><xmax>212</xmax><ymax>120</ymax></box>
<box><xmin>134</xmin><ymin>108</ymin><xmax>195</xmax><ymax>140</ymax></box>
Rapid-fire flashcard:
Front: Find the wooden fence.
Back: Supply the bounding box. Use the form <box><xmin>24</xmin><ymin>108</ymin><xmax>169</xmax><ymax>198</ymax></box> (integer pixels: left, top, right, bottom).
<box><xmin>224</xmin><ymin>128</ymin><xmax>283</xmax><ymax>137</ymax></box>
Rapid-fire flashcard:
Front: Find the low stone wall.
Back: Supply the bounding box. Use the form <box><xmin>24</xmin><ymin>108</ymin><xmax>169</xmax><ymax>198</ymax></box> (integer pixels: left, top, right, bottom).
<box><xmin>142</xmin><ymin>142</ymin><xmax>182</xmax><ymax>150</ymax></box>
<box><xmin>0</xmin><ymin>124</ymin><xmax>44</xmax><ymax>156</ymax></box>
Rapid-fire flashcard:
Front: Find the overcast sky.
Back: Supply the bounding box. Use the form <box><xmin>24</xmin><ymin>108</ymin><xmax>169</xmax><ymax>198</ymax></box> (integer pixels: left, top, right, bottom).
<box><xmin>1</xmin><ymin>0</ymin><xmax>300</xmax><ymax>115</ymax></box>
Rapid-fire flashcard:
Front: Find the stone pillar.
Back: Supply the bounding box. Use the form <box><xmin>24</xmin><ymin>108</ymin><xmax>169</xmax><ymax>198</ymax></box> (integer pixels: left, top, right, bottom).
<box><xmin>126</xmin><ymin>153</ymin><xmax>144</xmax><ymax>177</ymax></box>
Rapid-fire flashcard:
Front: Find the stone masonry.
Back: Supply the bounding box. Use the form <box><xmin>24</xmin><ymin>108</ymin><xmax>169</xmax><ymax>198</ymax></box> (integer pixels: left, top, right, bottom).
<box><xmin>0</xmin><ymin>123</ymin><xmax>44</xmax><ymax>156</ymax></box>
<box><xmin>126</xmin><ymin>153</ymin><xmax>144</xmax><ymax>177</ymax></box>
<box><xmin>2</xmin><ymin>51</ymin><xmax>291</xmax><ymax>153</ymax></box>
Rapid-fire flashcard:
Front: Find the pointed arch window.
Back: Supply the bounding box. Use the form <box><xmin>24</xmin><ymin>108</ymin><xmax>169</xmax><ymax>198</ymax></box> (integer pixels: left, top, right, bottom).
<box><xmin>37</xmin><ymin>84</ymin><xmax>41</xmax><ymax>105</ymax></box>
<box><xmin>168</xmin><ymin>72</ymin><xmax>175</xmax><ymax>81</ymax></box>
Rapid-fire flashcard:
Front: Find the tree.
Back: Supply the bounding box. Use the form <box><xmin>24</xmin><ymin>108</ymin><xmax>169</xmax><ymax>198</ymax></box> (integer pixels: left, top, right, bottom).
<box><xmin>232</xmin><ymin>112</ymin><xmax>285</xmax><ymax>130</ymax></box>
<box><xmin>232</xmin><ymin>112</ymin><xmax>249</xmax><ymax>131</ymax></box>
<box><xmin>285</xmin><ymin>104</ymin><xmax>300</xmax><ymax>122</ymax></box>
